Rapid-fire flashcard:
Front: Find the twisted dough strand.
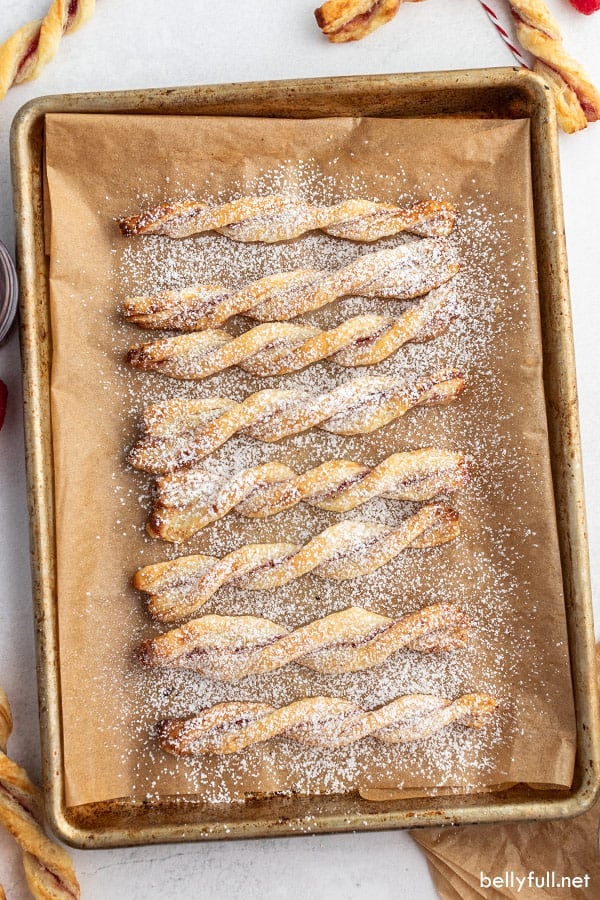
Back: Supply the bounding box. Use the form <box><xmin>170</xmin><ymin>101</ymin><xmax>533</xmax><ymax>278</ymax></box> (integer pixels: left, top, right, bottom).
<box><xmin>127</xmin><ymin>283</ymin><xmax>458</xmax><ymax>380</ymax></box>
<box><xmin>134</xmin><ymin>503</ymin><xmax>460</xmax><ymax>623</ymax></box>
<box><xmin>118</xmin><ymin>194</ymin><xmax>456</xmax><ymax>241</ymax></box>
<box><xmin>123</xmin><ymin>239</ymin><xmax>460</xmax><ymax>331</ymax></box>
<box><xmin>157</xmin><ymin>692</ymin><xmax>498</xmax><ymax>756</ymax></box>
<box><xmin>149</xmin><ymin>448</ymin><xmax>470</xmax><ymax>542</ymax></box>
<box><xmin>0</xmin><ymin>688</ymin><xmax>80</xmax><ymax>899</ymax></box>
<box><xmin>0</xmin><ymin>0</ymin><xmax>95</xmax><ymax>100</ymax></box>
<box><xmin>129</xmin><ymin>368</ymin><xmax>465</xmax><ymax>475</ymax></box>
<box><xmin>139</xmin><ymin>601</ymin><xmax>469</xmax><ymax>681</ymax></box>
<box><xmin>509</xmin><ymin>0</ymin><xmax>600</xmax><ymax>132</ymax></box>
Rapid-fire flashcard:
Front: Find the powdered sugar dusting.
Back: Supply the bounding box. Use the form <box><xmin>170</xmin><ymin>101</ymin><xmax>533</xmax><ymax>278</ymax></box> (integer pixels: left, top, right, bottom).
<box><xmin>78</xmin><ymin>149</ymin><xmax>567</xmax><ymax>805</ymax></box>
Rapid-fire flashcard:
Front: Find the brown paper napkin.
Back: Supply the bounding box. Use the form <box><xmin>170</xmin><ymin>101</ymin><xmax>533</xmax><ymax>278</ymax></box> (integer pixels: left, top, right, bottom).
<box><xmin>411</xmin><ymin>645</ymin><xmax>600</xmax><ymax>899</ymax></box>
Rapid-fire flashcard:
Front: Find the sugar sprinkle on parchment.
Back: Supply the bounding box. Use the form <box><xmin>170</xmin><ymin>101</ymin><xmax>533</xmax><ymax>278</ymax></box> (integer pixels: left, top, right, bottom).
<box><xmin>80</xmin><ymin>156</ymin><xmax>558</xmax><ymax>804</ymax></box>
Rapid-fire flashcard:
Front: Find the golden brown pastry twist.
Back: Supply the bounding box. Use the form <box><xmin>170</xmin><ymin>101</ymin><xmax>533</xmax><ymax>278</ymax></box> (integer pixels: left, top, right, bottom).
<box><xmin>118</xmin><ymin>194</ymin><xmax>456</xmax><ymax>241</ymax></box>
<box><xmin>0</xmin><ymin>0</ymin><xmax>95</xmax><ymax>100</ymax></box>
<box><xmin>149</xmin><ymin>448</ymin><xmax>470</xmax><ymax>542</ymax></box>
<box><xmin>314</xmin><ymin>0</ymin><xmax>424</xmax><ymax>43</ymax></box>
<box><xmin>139</xmin><ymin>601</ymin><xmax>469</xmax><ymax>680</ymax></box>
<box><xmin>134</xmin><ymin>503</ymin><xmax>460</xmax><ymax>623</ymax></box>
<box><xmin>157</xmin><ymin>692</ymin><xmax>498</xmax><ymax>756</ymax></box>
<box><xmin>127</xmin><ymin>283</ymin><xmax>458</xmax><ymax>380</ymax></box>
<box><xmin>123</xmin><ymin>239</ymin><xmax>460</xmax><ymax>331</ymax></box>
<box><xmin>129</xmin><ymin>368</ymin><xmax>465</xmax><ymax>475</ymax></box>
<box><xmin>509</xmin><ymin>0</ymin><xmax>600</xmax><ymax>132</ymax></box>
<box><xmin>315</xmin><ymin>0</ymin><xmax>402</xmax><ymax>42</ymax></box>
<box><xmin>0</xmin><ymin>687</ymin><xmax>80</xmax><ymax>899</ymax></box>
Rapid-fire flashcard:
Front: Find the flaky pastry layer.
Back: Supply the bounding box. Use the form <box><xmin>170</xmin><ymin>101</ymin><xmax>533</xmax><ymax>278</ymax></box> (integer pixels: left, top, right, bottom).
<box><xmin>134</xmin><ymin>503</ymin><xmax>460</xmax><ymax>623</ymax></box>
<box><xmin>127</xmin><ymin>283</ymin><xmax>458</xmax><ymax>380</ymax></box>
<box><xmin>118</xmin><ymin>195</ymin><xmax>456</xmax><ymax>241</ymax></box>
<box><xmin>149</xmin><ymin>448</ymin><xmax>470</xmax><ymax>542</ymax></box>
<box><xmin>129</xmin><ymin>369</ymin><xmax>465</xmax><ymax>474</ymax></box>
<box><xmin>157</xmin><ymin>692</ymin><xmax>498</xmax><ymax>755</ymax></box>
<box><xmin>123</xmin><ymin>239</ymin><xmax>460</xmax><ymax>331</ymax></box>
<box><xmin>139</xmin><ymin>601</ymin><xmax>469</xmax><ymax>680</ymax></box>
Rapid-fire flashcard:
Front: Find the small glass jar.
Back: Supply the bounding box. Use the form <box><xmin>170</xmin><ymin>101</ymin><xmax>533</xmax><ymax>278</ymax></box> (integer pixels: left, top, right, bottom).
<box><xmin>0</xmin><ymin>240</ymin><xmax>18</xmax><ymax>346</ymax></box>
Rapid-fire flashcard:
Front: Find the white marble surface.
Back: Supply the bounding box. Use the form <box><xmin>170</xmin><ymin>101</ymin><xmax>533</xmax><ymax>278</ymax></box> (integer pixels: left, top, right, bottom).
<box><xmin>0</xmin><ymin>1</ymin><xmax>599</xmax><ymax>897</ymax></box>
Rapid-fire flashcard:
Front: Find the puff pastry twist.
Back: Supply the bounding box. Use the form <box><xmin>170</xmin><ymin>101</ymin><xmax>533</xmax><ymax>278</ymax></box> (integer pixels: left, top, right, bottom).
<box><xmin>509</xmin><ymin>0</ymin><xmax>600</xmax><ymax>132</ymax></box>
<box><xmin>0</xmin><ymin>0</ymin><xmax>95</xmax><ymax>100</ymax></box>
<box><xmin>315</xmin><ymin>0</ymin><xmax>422</xmax><ymax>43</ymax></box>
<box><xmin>139</xmin><ymin>601</ymin><xmax>469</xmax><ymax>681</ymax></box>
<box><xmin>118</xmin><ymin>194</ymin><xmax>456</xmax><ymax>241</ymax></box>
<box><xmin>157</xmin><ymin>692</ymin><xmax>498</xmax><ymax>756</ymax></box>
<box><xmin>134</xmin><ymin>503</ymin><xmax>460</xmax><ymax>623</ymax></box>
<box><xmin>149</xmin><ymin>448</ymin><xmax>470</xmax><ymax>542</ymax></box>
<box><xmin>0</xmin><ymin>688</ymin><xmax>80</xmax><ymax>899</ymax></box>
<box><xmin>127</xmin><ymin>282</ymin><xmax>458</xmax><ymax>381</ymax></box>
<box><xmin>129</xmin><ymin>369</ymin><xmax>465</xmax><ymax>475</ymax></box>
<box><xmin>123</xmin><ymin>239</ymin><xmax>460</xmax><ymax>331</ymax></box>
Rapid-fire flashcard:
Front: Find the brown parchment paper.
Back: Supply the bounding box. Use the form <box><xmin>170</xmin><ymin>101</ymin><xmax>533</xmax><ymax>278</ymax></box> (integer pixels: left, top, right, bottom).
<box><xmin>43</xmin><ymin>113</ymin><xmax>576</xmax><ymax>807</ymax></box>
<box><xmin>412</xmin><ymin>646</ymin><xmax>600</xmax><ymax>900</ymax></box>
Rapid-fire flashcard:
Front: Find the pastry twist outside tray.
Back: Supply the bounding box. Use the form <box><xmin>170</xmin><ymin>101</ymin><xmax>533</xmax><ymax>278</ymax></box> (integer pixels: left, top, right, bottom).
<box><xmin>122</xmin><ymin>238</ymin><xmax>459</xmax><ymax>331</ymax></box>
<box><xmin>157</xmin><ymin>692</ymin><xmax>498</xmax><ymax>757</ymax></box>
<box><xmin>0</xmin><ymin>0</ymin><xmax>94</xmax><ymax>100</ymax></box>
<box><xmin>134</xmin><ymin>502</ymin><xmax>460</xmax><ymax>623</ymax></box>
<box><xmin>315</xmin><ymin>0</ymin><xmax>421</xmax><ymax>44</ymax></box>
<box><xmin>149</xmin><ymin>447</ymin><xmax>470</xmax><ymax>542</ymax></box>
<box><xmin>0</xmin><ymin>688</ymin><xmax>79</xmax><ymax>899</ymax></box>
<box><xmin>139</xmin><ymin>601</ymin><xmax>469</xmax><ymax>681</ymax></box>
<box><xmin>509</xmin><ymin>0</ymin><xmax>600</xmax><ymax>133</ymax></box>
<box><xmin>118</xmin><ymin>194</ymin><xmax>456</xmax><ymax>241</ymax></box>
<box><xmin>127</xmin><ymin>282</ymin><xmax>458</xmax><ymax>380</ymax></box>
<box><xmin>129</xmin><ymin>368</ymin><xmax>465</xmax><ymax>475</ymax></box>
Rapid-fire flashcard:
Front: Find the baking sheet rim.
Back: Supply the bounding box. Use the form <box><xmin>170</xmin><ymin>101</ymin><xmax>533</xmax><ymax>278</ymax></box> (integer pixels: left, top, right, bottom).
<box><xmin>10</xmin><ymin>67</ymin><xmax>600</xmax><ymax>848</ymax></box>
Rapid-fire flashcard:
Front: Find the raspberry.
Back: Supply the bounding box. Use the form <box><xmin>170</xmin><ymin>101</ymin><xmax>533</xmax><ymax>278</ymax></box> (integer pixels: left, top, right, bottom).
<box><xmin>0</xmin><ymin>379</ymin><xmax>6</xmax><ymax>431</ymax></box>
<box><xmin>568</xmin><ymin>0</ymin><xmax>600</xmax><ymax>14</ymax></box>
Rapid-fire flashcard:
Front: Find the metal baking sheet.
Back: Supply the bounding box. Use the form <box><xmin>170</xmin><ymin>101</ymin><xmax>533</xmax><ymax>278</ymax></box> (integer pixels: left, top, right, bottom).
<box><xmin>10</xmin><ymin>68</ymin><xmax>600</xmax><ymax>848</ymax></box>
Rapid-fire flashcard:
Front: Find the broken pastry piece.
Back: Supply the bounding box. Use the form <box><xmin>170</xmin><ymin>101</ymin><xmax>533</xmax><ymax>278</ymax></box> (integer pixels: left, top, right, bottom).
<box><xmin>134</xmin><ymin>503</ymin><xmax>460</xmax><ymax>623</ymax></box>
<box><xmin>127</xmin><ymin>283</ymin><xmax>458</xmax><ymax>380</ymax></box>
<box><xmin>157</xmin><ymin>692</ymin><xmax>498</xmax><ymax>756</ymax></box>
<box><xmin>123</xmin><ymin>239</ymin><xmax>460</xmax><ymax>331</ymax></box>
<box><xmin>118</xmin><ymin>195</ymin><xmax>456</xmax><ymax>241</ymax></box>
<box><xmin>139</xmin><ymin>602</ymin><xmax>469</xmax><ymax>680</ymax></box>
<box><xmin>315</xmin><ymin>0</ymin><xmax>404</xmax><ymax>43</ymax></box>
<box><xmin>129</xmin><ymin>369</ymin><xmax>466</xmax><ymax>475</ymax></box>
<box><xmin>315</xmin><ymin>0</ymin><xmax>427</xmax><ymax>43</ymax></box>
<box><xmin>148</xmin><ymin>448</ymin><xmax>470</xmax><ymax>542</ymax></box>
